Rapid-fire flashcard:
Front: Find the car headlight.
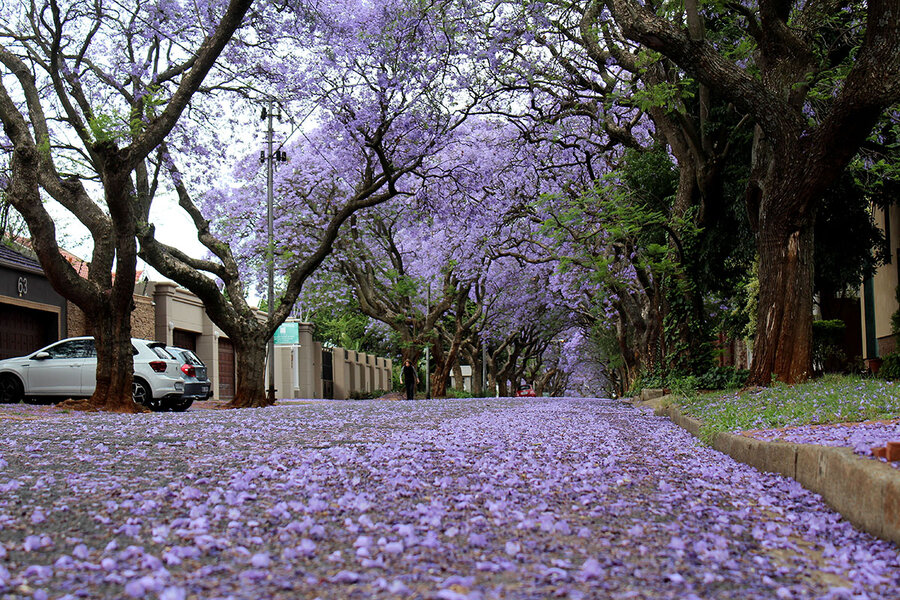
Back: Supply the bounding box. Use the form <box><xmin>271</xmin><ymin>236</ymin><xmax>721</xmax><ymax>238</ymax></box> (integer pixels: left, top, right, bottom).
<box><xmin>175</xmin><ymin>382</ymin><xmax>184</xmax><ymax>391</ymax></box>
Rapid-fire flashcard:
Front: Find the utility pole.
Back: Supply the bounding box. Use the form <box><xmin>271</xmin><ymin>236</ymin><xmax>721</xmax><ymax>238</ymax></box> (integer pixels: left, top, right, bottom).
<box><xmin>482</xmin><ymin>340</ymin><xmax>487</xmax><ymax>397</ymax></box>
<box><xmin>425</xmin><ymin>282</ymin><xmax>431</xmax><ymax>399</ymax></box>
<box><xmin>262</xmin><ymin>99</ymin><xmax>279</xmax><ymax>404</ymax></box>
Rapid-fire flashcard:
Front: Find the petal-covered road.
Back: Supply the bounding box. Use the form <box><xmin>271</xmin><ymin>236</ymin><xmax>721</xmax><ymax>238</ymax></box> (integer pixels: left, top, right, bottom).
<box><xmin>1</xmin><ymin>398</ymin><xmax>898</xmax><ymax>599</ymax></box>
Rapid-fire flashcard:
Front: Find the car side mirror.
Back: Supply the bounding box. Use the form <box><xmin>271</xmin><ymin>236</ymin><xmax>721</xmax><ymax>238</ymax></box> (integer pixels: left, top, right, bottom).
<box><xmin>32</xmin><ymin>351</ymin><xmax>51</xmax><ymax>360</ymax></box>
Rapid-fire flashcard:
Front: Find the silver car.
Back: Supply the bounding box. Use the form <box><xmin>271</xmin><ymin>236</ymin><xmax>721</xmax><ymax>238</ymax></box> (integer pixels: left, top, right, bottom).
<box><xmin>167</xmin><ymin>346</ymin><xmax>212</xmax><ymax>410</ymax></box>
<box><xmin>0</xmin><ymin>337</ymin><xmax>186</xmax><ymax>411</ymax></box>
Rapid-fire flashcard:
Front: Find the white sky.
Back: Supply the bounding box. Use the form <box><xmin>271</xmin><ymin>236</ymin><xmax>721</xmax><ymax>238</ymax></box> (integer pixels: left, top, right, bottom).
<box><xmin>47</xmin><ymin>191</ymin><xmax>207</xmax><ymax>282</ymax></box>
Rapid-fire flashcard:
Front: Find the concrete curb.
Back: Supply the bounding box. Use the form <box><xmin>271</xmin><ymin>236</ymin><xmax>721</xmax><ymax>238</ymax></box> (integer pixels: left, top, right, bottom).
<box><xmin>632</xmin><ymin>394</ymin><xmax>900</xmax><ymax>546</ymax></box>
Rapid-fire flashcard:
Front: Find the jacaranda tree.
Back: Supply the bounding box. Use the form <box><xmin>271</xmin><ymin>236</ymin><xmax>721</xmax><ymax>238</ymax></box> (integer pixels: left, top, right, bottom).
<box><xmin>0</xmin><ymin>0</ymin><xmax>254</xmax><ymax>411</ymax></box>
<box><xmin>601</xmin><ymin>0</ymin><xmax>900</xmax><ymax>385</ymax></box>
<box><xmin>137</xmin><ymin>0</ymin><xmax>483</xmax><ymax>407</ymax></box>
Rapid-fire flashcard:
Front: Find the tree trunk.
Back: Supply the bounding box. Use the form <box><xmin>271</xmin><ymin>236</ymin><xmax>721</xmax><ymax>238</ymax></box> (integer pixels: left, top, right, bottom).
<box><xmin>747</xmin><ymin>218</ymin><xmax>815</xmax><ymax>385</ymax></box>
<box><xmin>432</xmin><ymin>334</ymin><xmax>464</xmax><ymax>398</ymax></box>
<box><xmin>452</xmin><ymin>362</ymin><xmax>464</xmax><ymax>393</ymax></box>
<box><xmin>86</xmin><ymin>304</ymin><xmax>140</xmax><ymax>412</ymax></box>
<box><xmin>533</xmin><ymin>368</ymin><xmax>556</xmax><ymax>397</ymax></box>
<box><xmin>430</xmin><ymin>336</ymin><xmax>449</xmax><ymax>397</ymax></box>
<box><xmin>462</xmin><ymin>346</ymin><xmax>484</xmax><ymax>395</ymax></box>
<box><xmin>229</xmin><ymin>338</ymin><xmax>274</xmax><ymax>408</ymax></box>
<box><xmin>401</xmin><ymin>347</ymin><xmax>421</xmax><ymax>364</ymax></box>
<box><xmin>63</xmin><ymin>180</ymin><xmax>141</xmax><ymax>413</ymax></box>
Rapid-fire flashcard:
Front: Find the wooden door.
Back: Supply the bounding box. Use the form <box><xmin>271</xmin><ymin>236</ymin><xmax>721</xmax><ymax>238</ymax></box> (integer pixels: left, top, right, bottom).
<box><xmin>217</xmin><ymin>338</ymin><xmax>235</xmax><ymax>400</ymax></box>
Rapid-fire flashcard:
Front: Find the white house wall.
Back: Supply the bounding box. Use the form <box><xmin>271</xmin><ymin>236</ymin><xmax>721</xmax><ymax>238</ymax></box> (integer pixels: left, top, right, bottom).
<box><xmin>151</xmin><ymin>282</ymin><xmax>392</xmax><ymax>400</ymax></box>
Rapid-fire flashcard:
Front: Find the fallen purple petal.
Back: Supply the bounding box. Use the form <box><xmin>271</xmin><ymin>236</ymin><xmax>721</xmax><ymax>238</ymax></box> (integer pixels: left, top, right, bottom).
<box><xmin>1</xmin><ymin>398</ymin><xmax>900</xmax><ymax>598</ymax></box>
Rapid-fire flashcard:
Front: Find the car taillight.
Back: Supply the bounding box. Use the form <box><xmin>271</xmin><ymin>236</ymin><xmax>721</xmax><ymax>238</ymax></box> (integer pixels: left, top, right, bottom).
<box><xmin>181</xmin><ymin>364</ymin><xmax>195</xmax><ymax>377</ymax></box>
<box><xmin>149</xmin><ymin>361</ymin><xmax>168</xmax><ymax>373</ymax></box>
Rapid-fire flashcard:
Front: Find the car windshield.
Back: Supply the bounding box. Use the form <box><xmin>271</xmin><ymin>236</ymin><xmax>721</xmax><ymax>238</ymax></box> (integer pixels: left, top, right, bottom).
<box><xmin>151</xmin><ymin>346</ymin><xmax>175</xmax><ymax>360</ymax></box>
<box><xmin>42</xmin><ymin>339</ymin><xmax>94</xmax><ymax>359</ymax></box>
<box><xmin>178</xmin><ymin>350</ymin><xmax>204</xmax><ymax>365</ymax></box>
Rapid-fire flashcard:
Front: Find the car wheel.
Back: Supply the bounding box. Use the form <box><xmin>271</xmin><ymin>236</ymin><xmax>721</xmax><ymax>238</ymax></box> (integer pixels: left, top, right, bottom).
<box><xmin>133</xmin><ymin>379</ymin><xmax>161</xmax><ymax>411</ymax></box>
<box><xmin>169</xmin><ymin>397</ymin><xmax>194</xmax><ymax>412</ymax></box>
<box><xmin>0</xmin><ymin>375</ymin><xmax>24</xmax><ymax>404</ymax></box>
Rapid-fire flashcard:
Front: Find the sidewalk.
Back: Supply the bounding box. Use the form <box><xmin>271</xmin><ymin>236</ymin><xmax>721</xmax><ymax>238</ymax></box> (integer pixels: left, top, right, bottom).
<box><xmin>630</xmin><ymin>391</ymin><xmax>900</xmax><ymax>546</ymax></box>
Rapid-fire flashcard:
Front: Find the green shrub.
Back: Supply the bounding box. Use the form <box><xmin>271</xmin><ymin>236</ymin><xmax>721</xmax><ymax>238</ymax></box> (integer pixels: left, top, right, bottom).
<box><xmin>812</xmin><ymin>319</ymin><xmax>847</xmax><ymax>373</ymax></box>
<box><xmin>445</xmin><ymin>388</ymin><xmax>473</xmax><ymax>399</ymax></box>
<box><xmin>668</xmin><ymin>375</ymin><xmax>699</xmax><ymax>396</ymax></box>
<box><xmin>627</xmin><ymin>371</ymin><xmax>665</xmax><ymax>396</ymax></box>
<box><xmin>696</xmin><ymin>366</ymin><xmax>749</xmax><ymax>390</ymax></box>
<box><xmin>891</xmin><ymin>285</ymin><xmax>900</xmax><ymax>334</ymax></box>
<box><xmin>632</xmin><ymin>366</ymin><xmax>748</xmax><ymax>395</ymax></box>
<box><xmin>879</xmin><ymin>352</ymin><xmax>900</xmax><ymax>380</ymax></box>
<box><xmin>348</xmin><ymin>389</ymin><xmax>387</xmax><ymax>400</ymax></box>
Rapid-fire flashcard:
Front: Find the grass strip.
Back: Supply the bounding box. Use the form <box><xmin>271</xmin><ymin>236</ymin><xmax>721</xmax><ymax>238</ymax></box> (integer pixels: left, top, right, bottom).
<box><xmin>673</xmin><ymin>375</ymin><xmax>900</xmax><ymax>444</ymax></box>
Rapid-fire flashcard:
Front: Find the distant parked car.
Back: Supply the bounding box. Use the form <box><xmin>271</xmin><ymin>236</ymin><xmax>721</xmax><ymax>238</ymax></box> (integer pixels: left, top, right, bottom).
<box><xmin>168</xmin><ymin>346</ymin><xmax>212</xmax><ymax>408</ymax></box>
<box><xmin>515</xmin><ymin>384</ymin><xmax>536</xmax><ymax>397</ymax></box>
<box><xmin>0</xmin><ymin>337</ymin><xmax>186</xmax><ymax>411</ymax></box>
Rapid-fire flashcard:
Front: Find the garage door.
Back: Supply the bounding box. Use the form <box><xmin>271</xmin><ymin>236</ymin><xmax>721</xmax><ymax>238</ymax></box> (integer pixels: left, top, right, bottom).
<box><xmin>0</xmin><ymin>305</ymin><xmax>58</xmax><ymax>359</ymax></box>
<box><xmin>173</xmin><ymin>329</ymin><xmax>198</xmax><ymax>351</ymax></box>
<box><xmin>217</xmin><ymin>338</ymin><xmax>235</xmax><ymax>400</ymax></box>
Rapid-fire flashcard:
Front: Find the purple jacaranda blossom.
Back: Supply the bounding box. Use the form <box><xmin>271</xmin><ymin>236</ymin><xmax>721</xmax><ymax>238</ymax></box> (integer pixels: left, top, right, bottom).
<box><xmin>578</xmin><ymin>558</ymin><xmax>604</xmax><ymax>580</ymax></box>
<box><xmin>5</xmin><ymin>395</ymin><xmax>900</xmax><ymax>598</ymax></box>
<box><xmin>329</xmin><ymin>570</ymin><xmax>361</xmax><ymax>583</ymax></box>
<box><xmin>383</xmin><ymin>541</ymin><xmax>404</xmax><ymax>554</ymax></box>
<box><xmin>125</xmin><ymin>574</ymin><xmax>162</xmax><ymax>597</ymax></box>
<box><xmin>159</xmin><ymin>587</ymin><xmax>187</xmax><ymax>600</ymax></box>
<box><xmin>250</xmin><ymin>553</ymin><xmax>271</xmax><ymax>568</ymax></box>
<box><xmin>23</xmin><ymin>535</ymin><xmax>53</xmax><ymax>552</ymax></box>
<box><xmin>22</xmin><ymin>565</ymin><xmax>53</xmax><ymax>580</ymax></box>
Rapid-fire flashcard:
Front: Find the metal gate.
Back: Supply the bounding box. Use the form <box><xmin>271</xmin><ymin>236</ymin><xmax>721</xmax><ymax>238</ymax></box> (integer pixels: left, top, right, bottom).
<box><xmin>321</xmin><ymin>348</ymin><xmax>333</xmax><ymax>399</ymax></box>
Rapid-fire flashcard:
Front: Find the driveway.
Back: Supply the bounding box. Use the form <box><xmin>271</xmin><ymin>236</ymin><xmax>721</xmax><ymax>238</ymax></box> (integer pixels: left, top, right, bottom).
<box><xmin>0</xmin><ymin>398</ymin><xmax>897</xmax><ymax>598</ymax></box>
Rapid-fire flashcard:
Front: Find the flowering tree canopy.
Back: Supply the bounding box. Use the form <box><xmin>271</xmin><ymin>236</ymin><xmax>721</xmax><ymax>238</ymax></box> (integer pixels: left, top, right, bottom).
<box><xmin>137</xmin><ymin>0</ymin><xmax>489</xmax><ymax>406</ymax></box>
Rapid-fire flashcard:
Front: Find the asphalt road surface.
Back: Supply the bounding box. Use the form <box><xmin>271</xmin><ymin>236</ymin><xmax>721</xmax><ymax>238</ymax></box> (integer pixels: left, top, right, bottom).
<box><xmin>1</xmin><ymin>397</ymin><xmax>897</xmax><ymax>599</ymax></box>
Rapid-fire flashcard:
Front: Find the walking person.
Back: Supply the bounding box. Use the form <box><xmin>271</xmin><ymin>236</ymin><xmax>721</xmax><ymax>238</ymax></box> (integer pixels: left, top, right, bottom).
<box><xmin>402</xmin><ymin>359</ymin><xmax>418</xmax><ymax>400</ymax></box>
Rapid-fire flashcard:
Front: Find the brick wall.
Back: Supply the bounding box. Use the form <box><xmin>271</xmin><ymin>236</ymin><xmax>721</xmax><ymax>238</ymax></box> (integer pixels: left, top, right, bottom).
<box><xmin>132</xmin><ymin>296</ymin><xmax>155</xmax><ymax>339</ymax></box>
<box><xmin>66</xmin><ymin>301</ymin><xmax>89</xmax><ymax>337</ymax></box>
<box><xmin>67</xmin><ymin>294</ymin><xmax>156</xmax><ymax>340</ymax></box>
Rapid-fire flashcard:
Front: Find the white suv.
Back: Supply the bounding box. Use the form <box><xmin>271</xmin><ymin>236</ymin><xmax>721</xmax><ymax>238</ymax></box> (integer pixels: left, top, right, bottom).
<box><xmin>0</xmin><ymin>337</ymin><xmax>186</xmax><ymax>411</ymax></box>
